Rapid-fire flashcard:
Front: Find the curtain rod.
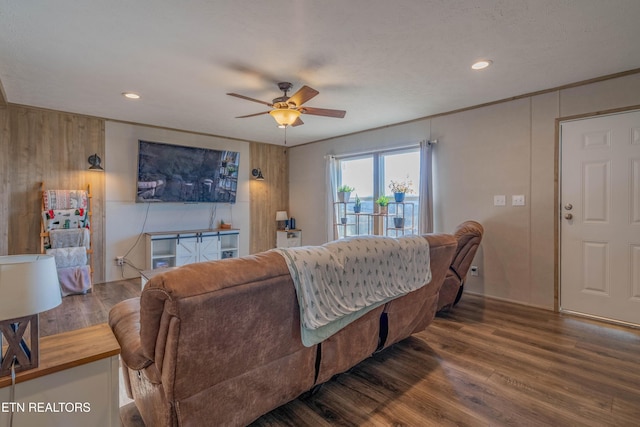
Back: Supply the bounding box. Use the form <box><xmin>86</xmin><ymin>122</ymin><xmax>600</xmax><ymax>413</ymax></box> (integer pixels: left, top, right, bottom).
<box><xmin>325</xmin><ymin>140</ymin><xmax>436</xmax><ymax>160</ymax></box>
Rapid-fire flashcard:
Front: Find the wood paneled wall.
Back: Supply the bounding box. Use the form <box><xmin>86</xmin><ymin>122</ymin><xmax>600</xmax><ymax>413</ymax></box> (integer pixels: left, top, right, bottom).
<box><xmin>249</xmin><ymin>142</ymin><xmax>289</xmax><ymax>253</ymax></box>
<box><xmin>4</xmin><ymin>105</ymin><xmax>105</xmax><ymax>281</ymax></box>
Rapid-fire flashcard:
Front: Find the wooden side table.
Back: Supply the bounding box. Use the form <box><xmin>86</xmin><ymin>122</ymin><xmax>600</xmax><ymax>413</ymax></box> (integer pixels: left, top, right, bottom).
<box><xmin>0</xmin><ymin>324</ymin><xmax>120</xmax><ymax>427</ymax></box>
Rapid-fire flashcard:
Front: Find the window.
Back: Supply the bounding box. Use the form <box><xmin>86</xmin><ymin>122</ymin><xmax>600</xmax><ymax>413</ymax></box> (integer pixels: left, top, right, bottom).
<box><xmin>336</xmin><ymin>147</ymin><xmax>420</xmax><ymax>238</ymax></box>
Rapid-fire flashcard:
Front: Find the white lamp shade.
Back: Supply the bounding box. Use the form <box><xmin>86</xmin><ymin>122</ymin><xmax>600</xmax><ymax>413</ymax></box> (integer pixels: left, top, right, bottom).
<box><xmin>0</xmin><ymin>255</ymin><xmax>62</xmax><ymax>321</ymax></box>
<box><xmin>275</xmin><ymin>211</ymin><xmax>288</xmax><ymax>221</ymax></box>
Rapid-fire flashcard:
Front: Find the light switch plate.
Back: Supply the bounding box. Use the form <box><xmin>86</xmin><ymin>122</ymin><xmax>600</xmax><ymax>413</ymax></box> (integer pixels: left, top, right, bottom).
<box><xmin>512</xmin><ymin>195</ymin><xmax>525</xmax><ymax>206</ymax></box>
<box><xmin>494</xmin><ymin>195</ymin><xmax>506</xmax><ymax>206</ymax></box>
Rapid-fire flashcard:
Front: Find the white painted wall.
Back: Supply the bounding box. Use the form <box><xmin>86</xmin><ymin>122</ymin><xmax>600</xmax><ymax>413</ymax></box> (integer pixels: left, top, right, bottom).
<box><xmin>432</xmin><ymin>99</ymin><xmax>534</xmax><ymax>304</ymax></box>
<box><xmin>289</xmin><ymin>73</ymin><xmax>640</xmax><ymax>309</ymax></box>
<box><xmin>104</xmin><ymin>122</ymin><xmax>250</xmax><ymax>282</ymax></box>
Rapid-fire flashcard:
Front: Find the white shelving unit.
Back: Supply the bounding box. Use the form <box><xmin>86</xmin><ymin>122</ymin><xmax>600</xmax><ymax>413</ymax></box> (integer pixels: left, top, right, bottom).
<box><xmin>145</xmin><ymin>229</ymin><xmax>239</xmax><ymax>270</ymax></box>
<box><xmin>220</xmin><ymin>232</ymin><xmax>240</xmax><ymax>258</ymax></box>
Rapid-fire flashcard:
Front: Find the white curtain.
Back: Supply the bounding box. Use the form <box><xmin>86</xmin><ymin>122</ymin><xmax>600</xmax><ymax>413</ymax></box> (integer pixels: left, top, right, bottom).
<box><xmin>419</xmin><ymin>140</ymin><xmax>434</xmax><ymax>233</ymax></box>
<box><xmin>326</xmin><ymin>155</ymin><xmax>338</xmax><ymax>242</ymax></box>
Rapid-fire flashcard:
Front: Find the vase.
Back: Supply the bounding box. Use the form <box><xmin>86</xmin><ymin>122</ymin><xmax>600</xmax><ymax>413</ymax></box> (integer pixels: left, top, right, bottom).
<box><xmin>353</xmin><ymin>205</ymin><xmax>361</xmax><ymax>213</ymax></box>
<box><xmin>394</xmin><ymin>217</ymin><xmax>405</xmax><ymax>228</ymax></box>
<box><xmin>394</xmin><ymin>192</ymin><xmax>405</xmax><ymax>203</ymax></box>
<box><xmin>338</xmin><ymin>191</ymin><xmax>351</xmax><ymax>203</ymax></box>
<box><xmin>379</xmin><ymin>206</ymin><xmax>388</xmax><ymax>215</ymax></box>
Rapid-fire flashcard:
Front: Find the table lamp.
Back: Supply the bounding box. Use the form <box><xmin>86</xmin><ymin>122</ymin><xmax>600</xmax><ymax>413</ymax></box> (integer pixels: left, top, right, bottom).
<box><xmin>276</xmin><ymin>211</ymin><xmax>288</xmax><ymax>230</ymax></box>
<box><xmin>0</xmin><ymin>255</ymin><xmax>62</xmax><ymax>377</ymax></box>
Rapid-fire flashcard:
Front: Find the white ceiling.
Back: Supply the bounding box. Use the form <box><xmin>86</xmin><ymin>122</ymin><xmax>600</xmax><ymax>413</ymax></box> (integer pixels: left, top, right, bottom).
<box><xmin>1</xmin><ymin>0</ymin><xmax>639</xmax><ymax>146</ymax></box>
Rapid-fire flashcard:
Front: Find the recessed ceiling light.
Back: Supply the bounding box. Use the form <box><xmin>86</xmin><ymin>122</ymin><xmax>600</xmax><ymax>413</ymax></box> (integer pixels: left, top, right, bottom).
<box><xmin>471</xmin><ymin>60</ymin><xmax>492</xmax><ymax>70</ymax></box>
<box><xmin>122</xmin><ymin>92</ymin><xmax>141</xmax><ymax>99</ymax></box>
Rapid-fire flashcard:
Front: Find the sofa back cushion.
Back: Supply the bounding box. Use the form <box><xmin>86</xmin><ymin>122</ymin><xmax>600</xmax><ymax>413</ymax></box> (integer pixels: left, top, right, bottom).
<box><xmin>450</xmin><ymin>221</ymin><xmax>484</xmax><ymax>281</ymax></box>
<box><xmin>140</xmin><ymin>251</ymin><xmax>316</xmax><ymax>402</ymax></box>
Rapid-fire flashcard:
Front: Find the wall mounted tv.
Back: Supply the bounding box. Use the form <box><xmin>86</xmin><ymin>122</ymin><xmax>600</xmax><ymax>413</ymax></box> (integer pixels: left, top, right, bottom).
<box><xmin>136</xmin><ymin>140</ymin><xmax>239</xmax><ymax>203</ymax></box>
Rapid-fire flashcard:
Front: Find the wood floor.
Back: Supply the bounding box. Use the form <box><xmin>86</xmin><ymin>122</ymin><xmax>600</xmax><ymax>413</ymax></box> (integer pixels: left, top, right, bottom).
<box><xmin>252</xmin><ymin>294</ymin><xmax>640</xmax><ymax>427</ymax></box>
<box><xmin>40</xmin><ymin>279</ymin><xmax>141</xmax><ymax>337</ymax></box>
<box><xmin>42</xmin><ymin>284</ymin><xmax>640</xmax><ymax>426</ymax></box>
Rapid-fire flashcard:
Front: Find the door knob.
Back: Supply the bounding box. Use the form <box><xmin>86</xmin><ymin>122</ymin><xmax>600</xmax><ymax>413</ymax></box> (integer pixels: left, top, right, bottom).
<box><xmin>564</xmin><ymin>203</ymin><xmax>573</xmax><ymax>210</ymax></box>
<box><xmin>564</xmin><ymin>213</ymin><xmax>573</xmax><ymax>220</ymax></box>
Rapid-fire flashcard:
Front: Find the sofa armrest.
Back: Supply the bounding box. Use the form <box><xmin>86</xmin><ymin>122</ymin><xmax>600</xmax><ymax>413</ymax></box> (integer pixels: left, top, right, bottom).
<box><xmin>108</xmin><ymin>297</ymin><xmax>152</xmax><ymax>371</ymax></box>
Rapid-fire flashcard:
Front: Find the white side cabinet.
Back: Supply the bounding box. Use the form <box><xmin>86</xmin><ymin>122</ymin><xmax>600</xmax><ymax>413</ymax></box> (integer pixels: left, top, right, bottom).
<box><xmin>145</xmin><ymin>229</ymin><xmax>239</xmax><ymax>270</ymax></box>
<box><xmin>0</xmin><ymin>324</ymin><xmax>120</xmax><ymax>427</ymax></box>
<box><xmin>277</xmin><ymin>229</ymin><xmax>302</xmax><ymax>248</ymax></box>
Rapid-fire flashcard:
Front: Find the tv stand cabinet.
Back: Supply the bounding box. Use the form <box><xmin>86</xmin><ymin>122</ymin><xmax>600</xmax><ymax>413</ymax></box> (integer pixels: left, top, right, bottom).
<box><xmin>145</xmin><ymin>228</ymin><xmax>239</xmax><ymax>270</ymax></box>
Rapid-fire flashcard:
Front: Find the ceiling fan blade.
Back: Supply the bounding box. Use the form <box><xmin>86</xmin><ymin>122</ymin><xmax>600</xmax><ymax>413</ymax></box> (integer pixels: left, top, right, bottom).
<box><xmin>291</xmin><ymin>117</ymin><xmax>304</xmax><ymax>127</ymax></box>
<box><xmin>287</xmin><ymin>85</ymin><xmax>319</xmax><ymax>107</ymax></box>
<box><xmin>300</xmin><ymin>107</ymin><xmax>346</xmax><ymax>118</ymax></box>
<box><xmin>227</xmin><ymin>93</ymin><xmax>273</xmax><ymax>107</ymax></box>
<box><xmin>235</xmin><ymin>111</ymin><xmax>270</xmax><ymax>118</ymax></box>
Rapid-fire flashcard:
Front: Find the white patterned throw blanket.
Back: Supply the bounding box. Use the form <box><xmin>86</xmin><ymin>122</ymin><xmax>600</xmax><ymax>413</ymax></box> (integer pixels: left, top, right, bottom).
<box><xmin>275</xmin><ymin>235</ymin><xmax>431</xmax><ymax>346</ymax></box>
<box><xmin>43</xmin><ymin>190</ymin><xmax>88</xmax><ymax>210</ymax></box>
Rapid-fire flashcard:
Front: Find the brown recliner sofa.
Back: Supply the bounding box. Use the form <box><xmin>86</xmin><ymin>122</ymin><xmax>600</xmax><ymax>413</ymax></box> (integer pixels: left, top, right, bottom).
<box><xmin>109</xmin><ymin>233</ymin><xmax>457</xmax><ymax>427</ymax></box>
<box><xmin>437</xmin><ymin>220</ymin><xmax>484</xmax><ymax>312</ymax></box>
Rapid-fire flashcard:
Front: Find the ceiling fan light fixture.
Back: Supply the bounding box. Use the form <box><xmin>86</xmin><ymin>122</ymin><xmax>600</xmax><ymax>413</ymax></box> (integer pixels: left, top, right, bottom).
<box><xmin>269</xmin><ymin>108</ymin><xmax>301</xmax><ymax>127</ymax></box>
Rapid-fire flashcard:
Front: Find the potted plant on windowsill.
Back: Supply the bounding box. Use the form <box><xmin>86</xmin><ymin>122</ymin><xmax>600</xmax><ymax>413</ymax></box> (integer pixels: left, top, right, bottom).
<box><xmin>389</xmin><ymin>178</ymin><xmax>414</xmax><ymax>203</ymax></box>
<box><xmin>337</xmin><ymin>185</ymin><xmax>355</xmax><ymax>203</ymax></box>
<box><xmin>353</xmin><ymin>194</ymin><xmax>362</xmax><ymax>213</ymax></box>
<box><xmin>376</xmin><ymin>195</ymin><xmax>390</xmax><ymax>215</ymax></box>
<box><xmin>393</xmin><ymin>216</ymin><xmax>405</xmax><ymax>229</ymax></box>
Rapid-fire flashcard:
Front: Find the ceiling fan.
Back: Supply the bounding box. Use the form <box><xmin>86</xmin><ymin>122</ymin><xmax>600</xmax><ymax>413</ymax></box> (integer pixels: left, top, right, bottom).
<box><xmin>227</xmin><ymin>82</ymin><xmax>346</xmax><ymax>128</ymax></box>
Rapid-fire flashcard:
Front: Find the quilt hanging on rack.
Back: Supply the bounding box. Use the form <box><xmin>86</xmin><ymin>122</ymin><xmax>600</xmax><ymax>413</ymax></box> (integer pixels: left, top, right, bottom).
<box><xmin>48</xmin><ymin>228</ymin><xmax>91</xmax><ymax>249</ymax></box>
<box><xmin>43</xmin><ymin>190</ymin><xmax>88</xmax><ymax>210</ymax></box>
<box><xmin>42</xmin><ymin>209</ymin><xmax>89</xmax><ymax>230</ymax></box>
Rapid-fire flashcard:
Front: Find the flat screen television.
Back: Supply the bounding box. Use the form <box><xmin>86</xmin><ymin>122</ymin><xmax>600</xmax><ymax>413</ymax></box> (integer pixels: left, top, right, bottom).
<box><xmin>136</xmin><ymin>140</ymin><xmax>239</xmax><ymax>203</ymax></box>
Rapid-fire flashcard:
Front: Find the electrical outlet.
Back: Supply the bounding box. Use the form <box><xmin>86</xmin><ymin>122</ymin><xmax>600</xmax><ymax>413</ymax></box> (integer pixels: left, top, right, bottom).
<box><xmin>116</xmin><ymin>256</ymin><xmax>124</xmax><ymax>266</ymax></box>
<box><xmin>494</xmin><ymin>195</ymin><xmax>506</xmax><ymax>206</ymax></box>
<box><xmin>470</xmin><ymin>265</ymin><xmax>479</xmax><ymax>276</ymax></box>
<box><xmin>512</xmin><ymin>195</ymin><xmax>525</xmax><ymax>206</ymax></box>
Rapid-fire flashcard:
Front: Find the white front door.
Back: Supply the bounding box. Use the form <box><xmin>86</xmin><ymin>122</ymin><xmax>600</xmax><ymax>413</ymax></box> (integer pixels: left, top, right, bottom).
<box><xmin>560</xmin><ymin>110</ymin><xmax>640</xmax><ymax>325</ymax></box>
